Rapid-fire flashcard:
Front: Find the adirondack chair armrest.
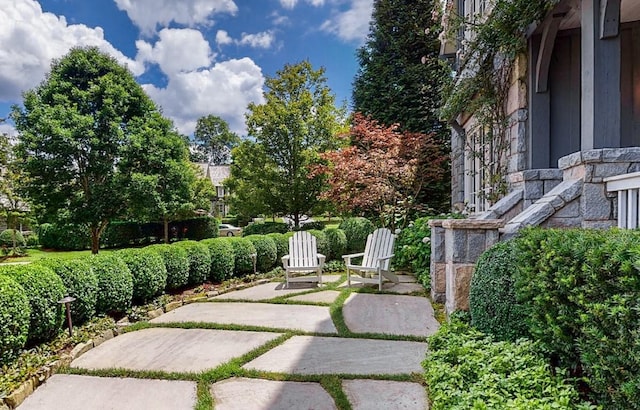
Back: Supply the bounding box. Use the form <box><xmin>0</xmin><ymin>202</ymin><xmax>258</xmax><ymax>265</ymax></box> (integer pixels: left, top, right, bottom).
<box><xmin>317</xmin><ymin>254</ymin><xmax>326</xmax><ymax>266</ymax></box>
<box><xmin>281</xmin><ymin>255</ymin><xmax>290</xmax><ymax>268</ymax></box>
<box><xmin>376</xmin><ymin>254</ymin><xmax>394</xmax><ymax>262</ymax></box>
<box><xmin>342</xmin><ymin>252</ymin><xmax>365</xmax><ymax>264</ymax></box>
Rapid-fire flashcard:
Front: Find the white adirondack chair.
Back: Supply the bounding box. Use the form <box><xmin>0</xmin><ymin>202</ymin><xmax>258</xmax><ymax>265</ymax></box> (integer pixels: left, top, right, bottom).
<box><xmin>282</xmin><ymin>231</ymin><xmax>326</xmax><ymax>287</ymax></box>
<box><xmin>343</xmin><ymin>228</ymin><xmax>398</xmax><ymax>291</ymax></box>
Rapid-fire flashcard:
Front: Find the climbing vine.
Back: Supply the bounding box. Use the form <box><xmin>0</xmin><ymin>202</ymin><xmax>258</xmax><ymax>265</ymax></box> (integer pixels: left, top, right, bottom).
<box><xmin>439</xmin><ymin>0</ymin><xmax>554</xmax><ymax>205</ymax></box>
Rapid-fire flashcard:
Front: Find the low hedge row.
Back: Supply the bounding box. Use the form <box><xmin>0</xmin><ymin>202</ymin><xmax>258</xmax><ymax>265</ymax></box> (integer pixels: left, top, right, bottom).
<box><xmin>424</xmin><ymin>319</ymin><xmax>594</xmax><ymax>410</ymax></box>
<box><xmin>242</xmin><ymin>222</ymin><xmax>288</xmax><ymax>236</ymax></box>
<box><xmin>338</xmin><ymin>217</ymin><xmax>374</xmax><ymax>253</ymax></box>
<box><xmin>470</xmin><ymin>228</ymin><xmax>640</xmax><ymax>408</ymax></box>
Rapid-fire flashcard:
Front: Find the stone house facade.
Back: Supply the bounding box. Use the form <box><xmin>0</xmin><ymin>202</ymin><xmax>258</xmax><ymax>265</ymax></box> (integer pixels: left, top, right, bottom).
<box><xmin>196</xmin><ymin>163</ymin><xmax>231</xmax><ymax>217</ymax></box>
<box><xmin>432</xmin><ymin>0</ymin><xmax>640</xmax><ymax>315</ymax></box>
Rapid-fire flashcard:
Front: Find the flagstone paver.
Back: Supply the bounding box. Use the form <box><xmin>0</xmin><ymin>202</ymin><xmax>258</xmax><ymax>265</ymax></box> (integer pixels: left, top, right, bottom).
<box><xmin>151</xmin><ymin>302</ymin><xmax>337</xmax><ymax>333</ymax></box>
<box><xmin>342</xmin><ymin>379</ymin><xmax>428</xmax><ymax>410</ymax></box>
<box><xmin>339</xmin><ymin>281</ymin><xmax>425</xmax><ymax>294</ymax></box>
<box><xmin>242</xmin><ymin>336</ymin><xmax>427</xmax><ymax>375</ymax></box>
<box><xmin>71</xmin><ymin>328</ymin><xmax>282</xmax><ymax>373</ymax></box>
<box><xmin>211</xmin><ymin>377</ymin><xmax>337</xmax><ymax>410</ymax></box>
<box><xmin>342</xmin><ymin>293</ymin><xmax>440</xmax><ymax>337</ymax></box>
<box><xmin>286</xmin><ymin>290</ymin><xmax>341</xmax><ymax>304</ymax></box>
<box><xmin>212</xmin><ymin>282</ymin><xmax>317</xmax><ymax>301</ymax></box>
<box><xmin>16</xmin><ymin>374</ymin><xmax>196</xmax><ymax>410</ymax></box>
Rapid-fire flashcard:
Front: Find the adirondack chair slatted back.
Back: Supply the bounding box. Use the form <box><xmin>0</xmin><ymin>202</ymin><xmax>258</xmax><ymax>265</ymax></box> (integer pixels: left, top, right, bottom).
<box><xmin>361</xmin><ymin>228</ymin><xmax>394</xmax><ymax>270</ymax></box>
<box><xmin>289</xmin><ymin>231</ymin><xmax>318</xmax><ymax>267</ymax></box>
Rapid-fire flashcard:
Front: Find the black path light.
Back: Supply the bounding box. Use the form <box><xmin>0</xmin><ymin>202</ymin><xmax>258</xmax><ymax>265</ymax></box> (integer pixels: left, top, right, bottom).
<box><xmin>58</xmin><ymin>296</ymin><xmax>76</xmax><ymax>337</ymax></box>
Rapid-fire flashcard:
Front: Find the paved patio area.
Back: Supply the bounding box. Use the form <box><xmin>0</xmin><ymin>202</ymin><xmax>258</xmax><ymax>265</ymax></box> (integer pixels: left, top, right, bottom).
<box><xmin>18</xmin><ymin>272</ymin><xmax>437</xmax><ymax>409</ymax></box>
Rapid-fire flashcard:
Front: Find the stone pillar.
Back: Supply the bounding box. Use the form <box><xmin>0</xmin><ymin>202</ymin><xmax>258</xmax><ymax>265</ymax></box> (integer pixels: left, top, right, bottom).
<box><xmin>441</xmin><ymin>219</ymin><xmax>505</xmax><ymax>317</ymax></box>
<box><xmin>428</xmin><ymin>220</ymin><xmax>446</xmax><ymax>304</ymax></box>
<box><xmin>581</xmin><ymin>0</ymin><xmax>621</xmax><ymax>150</ymax></box>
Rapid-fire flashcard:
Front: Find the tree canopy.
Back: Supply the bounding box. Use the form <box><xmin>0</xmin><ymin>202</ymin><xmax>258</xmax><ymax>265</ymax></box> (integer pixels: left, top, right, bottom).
<box><xmin>191</xmin><ymin>115</ymin><xmax>240</xmax><ymax>165</ymax></box>
<box><xmin>11</xmin><ymin>47</ymin><xmax>197</xmax><ymax>252</ymax></box>
<box><xmin>226</xmin><ymin>60</ymin><xmax>346</xmax><ymax>227</ymax></box>
<box><xmin>352</xmin><ymin>0</ymin><xmax>450</xmax><ymax>211</ymax></box>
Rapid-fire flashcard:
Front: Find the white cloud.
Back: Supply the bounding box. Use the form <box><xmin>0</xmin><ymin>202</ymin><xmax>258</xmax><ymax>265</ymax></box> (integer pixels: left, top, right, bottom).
<box><xmin>0</xmin><ymin>122</ymin><xmax>17</xmax><ymax>137</ymax></box>
<box><xmin>238</xmin><ymin>31</ymin><xmax>276</xmax><ymax>49</ymax></box>
<box><xmin>279</xmin><ymin>0</ymin><xmax>325</xmax><ymax>8</ymax></box>
<box><xmin>142</xmin><ymin>58</ymin><xmax>265</xmax><ymax>136</ymax></box>
<box><xmin>216</xmin><ymin>30</ymin><xmax>233</xmax><ymax>46</ymax></box>
<box><xmin>136</xmin><ymin>28</ymin><xmax>213</xmax><ymax>75</ymax></box>
<box><xmin>321</xmin><ymin>0</ymin><xmax>373</xmax><ymax>43</ymax></box>
<box><xmin>0</xmin><ymin>0</ymin><xmax>144</xmax><ymax>102</ymax></box>
<box><xmin>114</xmin><ymin>0</ymin><xmax>238</xmax><ymax>35</ymax></box>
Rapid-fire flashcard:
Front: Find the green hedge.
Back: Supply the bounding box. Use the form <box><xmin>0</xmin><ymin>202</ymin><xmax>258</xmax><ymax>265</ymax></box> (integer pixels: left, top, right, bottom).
<box><xmin>200</xmin><ymin>238</ymin><xmax>234</xmax><ymax>282</ymax></box>
<box><xmin>266</xmin><ymin>233</ymin><xmax>288</xmax><ymax>261</ymax></box>
<box><xmin>244</xmin><ymin>235</ymin><xmax>277</xmax><ymax>272</ymax></box>
<box><xmin>424</xmin><ymin>319</ymin><xmax>593</xmax><ymax>410</ymax></box>
<box><xmin>324</xmin><ymin>228</ymin><xmax>347</xmax><ymax>261</ymax></box>
<box><xmin>146</xmin><ymin>244</ymin><xmax>189</xmax><ymax>290</ymax></box>
<box><xmin>90</xmin><ymin>253</ymin><xmax>133</xmax><ymax>315</ymax></box>
<box><xmin>173</xmin><ymin>241</ymin><xmax>211</xmax><ymax>285</ymax></box>
<box><xmin>34</xmin><ymin>258</ymin><xmax>98</xmax><ymax>325</ymax></box>
<box><xmin>296</xmin><ymin>221</ymin><xmax>325</xmax><ymax>231</ymax></box>
<box><xmin>0</xmin><ymin>229</ymin><xmax>26</xmax><ymax>248</ymax></box>
<box><xmin>38</xmin><ymin>223</ymin><xmax>90</xmax><ymax>250</ymax></box>
<box><xmin>117</xmin><ymin>249</ymin><xmax>167</xmax><ymax>303</ymax></box>
<box><xmin>0</xmin><ymin>274</ymin><xmax>30</xmax><ymax>364</ymax></box>
<box><xmin>469</xmin><ymin>240</ymin><xmax>528</xmax><ymax>342</ymax></box>
<box><xmin>224</xmin><ymin>237</ymin><xmax>257</xmax><ymax>277</ymax></box>
<box><xmin>242</xmin><ymin>222</ymin><xmax>288</xmax><ymax>236</ymax></box>
<box><xmin>338</xmin><ymin>217</ymin><xmax>374</xmax><ymax>253</ymax></box>
<box><xmin>0</xmin><ymin>265</ymin><xmax>65</xmax><ymax>344</ymax></box>
<box><xmin>307</xmin><ymin>229</ymin><xmax>329</xmax><ymax>257</ymax></box>
<box><xmin>514</xmin><ymin>228</ymin><xmax>640</xmax><ymax>408</ymax></box>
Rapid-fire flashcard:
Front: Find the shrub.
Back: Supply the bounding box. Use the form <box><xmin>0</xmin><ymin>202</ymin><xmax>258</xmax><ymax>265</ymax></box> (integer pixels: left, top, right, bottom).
<box><xmin>0</xmin><ymin>229</ymin><xmax>26</xmax><ymax>248</ymax></box>
<box><xmin>90</xmin><ymin>253</ymin><xmax>133</xmax><ymax>315</ymax></box>
<box><xmin>34</xmin><ymin>258</ymin><xmax>98</xmax><ymax>325</ymax></box>
<box><xmin>38</xmin><ymin>223</ymin><xmax>90</xmax><ymax>250</ymax></box>
<box><xmin>469</xmin><ymin>240</ymin><xmax>528</xmax><ymax>342</ymax></box>
<box><xmin>244</xmin><ymin>235</ymin><xmax>277</xmax><ymax>272</ymax></box>
<box><xmin>307</xmin><ymin>229</ymin><xmax>329</xmax><ymax>257</ymax></box>
<box><xmin>0</xmin><ymin>265</ymin><xmax>65</xmax><ymax>344</ymax></box>
<box><xmin>177</xmin><ymin>216</ymin><xmax>219</xmax><ymax>240</ymax></box>
<box><xmin>200</xmin><ymin>238</ymin><xmax>234</xmax><ymax>283</ymax></box>
<box><xmin>297</xmin><ymin>221</ymin><xmax>325</xmax><ymax>231</ymax></box>
<box><xmin>117</xmin><ymin>249</ymin><xmax>167</xmax><ymax>303</ymax></box>
<box><xmin>102</xmin><ymin>221</ymin><xmax>145</xmax><ymax>248</ymax></box>
<box><xmin>0</xmin><ymin>274</ymin><xmax>30</xmax><ymax>364</ymax></box>
<box><xmin>424</xmin><ymin>319</ymin><xmax>593</xmax><ymax>410</ymax></box>
<box><xmin>146</xmin><ymin>244</ymin><xmax>189</xmax><ymax>290</ymax></box>
<box><xmin>25</xmin><ymin>232</ymin><xmax>39</xmax><ymax>248</ymax></box>
<box><xmin>224</xmin><ymin>237</ymin><xmax>256</xmax><ymax>277</ymax></box>
<box><xmin>324</xmin><ymin>228</ymin><xmax>347</xmax><ymax>261</ymax></box>
<box><xmin>242</xmin><ymin>222</ymin><xmax>288</xmax><ymax>236</ymax></box>
<box><xmin>267</xmin><ymin>233</ymin><xmax>289</xmax><ymax>261</ymax></box>
<box><xmin>515</xmin><ymin>228</ymin><xmax>640</xmax><ymax>408</ymax></box>
<box><xmin>173</xmin><ymin>241</ymin><xmax>211</xmax><ymax>285</ymax></box>
<box><xmin>338</xmin><ymin>217</ymin><xmax>374</xmax><ymax>253</ymax></box>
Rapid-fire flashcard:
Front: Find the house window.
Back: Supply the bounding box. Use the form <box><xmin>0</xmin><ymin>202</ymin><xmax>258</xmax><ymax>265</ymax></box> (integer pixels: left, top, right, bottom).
<box><xmin>464</xmin><ymin>127</ymin><xmax>490</xmax><ymax>213</ymax></box>
<box><xmin>216</xmin><ymin>186</ymin><xmax>225</xmax><ymax>199</ymax></box>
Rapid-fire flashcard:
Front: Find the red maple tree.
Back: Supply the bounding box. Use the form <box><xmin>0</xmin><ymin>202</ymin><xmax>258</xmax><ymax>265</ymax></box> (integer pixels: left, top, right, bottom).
<box><xmin>314</xmin><ymin>113</ymin><xmax>446</xmax><ymax>226</ymax></box>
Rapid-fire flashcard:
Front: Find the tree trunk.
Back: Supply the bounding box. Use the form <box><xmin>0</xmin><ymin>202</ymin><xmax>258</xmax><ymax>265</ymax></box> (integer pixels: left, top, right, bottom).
<box><xmin>294</xmin><ymin>213</ymin><xmax>300</xmax><ymax>229</ymax></box>
<box><xmin>163</xmin><ymin>216</ymin><xmax>169</xmax><ymax>244</ymax></box>
<box><xmin>90</xmin><ymin>228</ymin><xmax>100</xmax><ymax>254</ymax></box>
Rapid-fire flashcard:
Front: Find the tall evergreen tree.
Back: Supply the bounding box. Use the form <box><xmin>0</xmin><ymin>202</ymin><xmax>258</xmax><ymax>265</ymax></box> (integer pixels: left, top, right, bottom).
<box><xmin>352</xmin><ymin>0</ymin><xmax>450</xmax><ymax>211</ymax></box>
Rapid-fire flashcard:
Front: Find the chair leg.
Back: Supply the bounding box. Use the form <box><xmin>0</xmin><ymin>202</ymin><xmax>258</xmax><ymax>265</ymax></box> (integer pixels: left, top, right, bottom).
<box><xmin>378</xmin><ymin>268</ymin><xmax>382</xmax><ymax>291</ymax></box>
<box><xmin>347</xmin><ymin>267</ymin><xmax>351</xmax><ymax>287</ymax></box>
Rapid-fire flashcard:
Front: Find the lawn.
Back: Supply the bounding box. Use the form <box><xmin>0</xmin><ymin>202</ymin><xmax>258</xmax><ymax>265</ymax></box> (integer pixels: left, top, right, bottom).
<box><xmin>1</xmin><ymin>248</ymin><xmax>115</xmax><ymax>264</ymax></box>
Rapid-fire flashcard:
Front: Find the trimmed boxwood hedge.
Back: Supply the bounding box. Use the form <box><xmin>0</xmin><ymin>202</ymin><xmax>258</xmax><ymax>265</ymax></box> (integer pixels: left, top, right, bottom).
<box><xmin>200</xmin><ymin>238</ymin><xmax>234</xmax><ymax>283</ymax></box>
<box><xmin>266</xmin><ymin>233</ymin><xmax>288</xmax><ymax>261</ymax></box>
<box><xmin>469</xmin><ymin>240</ymin><xmax>528</xmax><ymax>342</ymax></box>
<box><xmin>118</xmin><ymin>249</ymin><xmax>167</xmax><ymax>303</ymax></box>
<box><xmin>242</xmin><ymin>222</ymin><xmax>288</xmax><ymax>236</ymax></box>
<box><xmin>307</xmin><ymin>229</ymin><xmax>329</xmax><ymax>257</ymax></box>
<box><xmin>146</xmin><ymin>244</ymin><xmax>189</xmax><ymax>290</ymax></box>
<box><xmin>173</xmin><ymin>241</ymin><xmax>211</xmax><ymax>285</ymax></box>
<box><xmin>0</xmin><ymin>265</ymin><xmax>65</xmax><ymax>344</ymax></box>
<box><xmin>338</xmin><ymin>217</ymin><xmax>374</xmax><ymax>253</ymax></box>
<box><xmin>244</xmin><ymin>235</ymin><xmax>277</xmax><ymax>272</ymax></box>
<box><xmin>224</xmin><ymin>237</ymin><xmax>257</xmax><ymax>277</ymax></box>
<box><xmin>90</xmin><ymin>253</ymin><xmax>133</xmax><ymax>315</ymax></box>
<box><xmin>0</xmin><ymin>274</ymin><xmax>30</xmax><ymax>365</ymax></box>
<box><xmin>38</xmin><ymin>223</ymin><xmax>90</xmax><ymax>250</ymax></box>
<box><xmin>324</xmin><ymin>228</ymin><xmax>347</xmax><ymax>261</ymax></box>
<box><xmin>35</xmin><ymin>258</ymin><xmax>98</xmax><ymax>325</ymax></box>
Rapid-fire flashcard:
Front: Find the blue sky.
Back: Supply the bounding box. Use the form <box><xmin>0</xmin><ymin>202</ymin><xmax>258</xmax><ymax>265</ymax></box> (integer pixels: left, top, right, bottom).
<box><xmin>0</xmin><ymin>0</ymin><xmax>374</xmax><ymax>137</ymax></box>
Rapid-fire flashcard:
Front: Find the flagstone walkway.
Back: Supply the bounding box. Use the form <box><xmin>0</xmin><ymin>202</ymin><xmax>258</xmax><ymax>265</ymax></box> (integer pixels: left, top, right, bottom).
<box><xmin>17</xmin><ymin>274</ymin><xmax>439</xmax><ymax>410</ymax></box>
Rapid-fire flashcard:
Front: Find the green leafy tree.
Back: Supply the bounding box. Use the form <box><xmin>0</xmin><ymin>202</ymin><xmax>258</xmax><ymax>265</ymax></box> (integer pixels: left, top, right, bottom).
<box><xmin>11</xmin><ymin>47</ymin><xmax>182</xmax><ymax>253</ymax></box>
<box><xmin>228</xmin><ymin>60</ymin><xmax>345</xmax><ymax>227</ymax></box>
<box><xmin>352</xmin><ymin>0</ymin><xmax>450</xmax><ymax>211</ymax></box>
<box><xmin>191</xmin><ymin>115</ymin><xmax>240</xmax><ymax>165</ymax></box>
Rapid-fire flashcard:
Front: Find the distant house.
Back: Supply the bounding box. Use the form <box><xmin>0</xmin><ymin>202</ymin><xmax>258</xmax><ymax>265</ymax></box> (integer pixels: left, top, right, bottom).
<box><xmin>196</xmin><ymin>163</ymin><xmax>231</xmax><ymax>217</ymax></box>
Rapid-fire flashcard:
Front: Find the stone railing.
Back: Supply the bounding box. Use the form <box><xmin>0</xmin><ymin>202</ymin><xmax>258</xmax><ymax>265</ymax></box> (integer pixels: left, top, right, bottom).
<box><xmin>604</xmin><ymin>171</ymin><xmax>640</xmax><ymax>228</ymax></box>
